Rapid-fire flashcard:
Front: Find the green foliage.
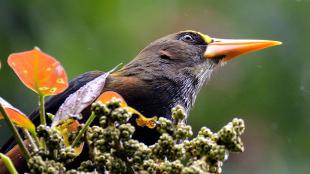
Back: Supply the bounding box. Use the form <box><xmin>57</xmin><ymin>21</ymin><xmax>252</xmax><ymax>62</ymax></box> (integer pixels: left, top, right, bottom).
<box><xmin>27</xmin><ymin>99</ymin><xmax>245</xmax><ymax>174</ymax></box>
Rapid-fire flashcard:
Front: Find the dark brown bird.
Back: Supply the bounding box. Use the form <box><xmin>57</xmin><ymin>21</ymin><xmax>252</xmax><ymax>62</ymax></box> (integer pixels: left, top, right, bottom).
<box><xmin>0</xmin><ymin>30</ymin><xmax>281</xmax><ymax>173</ymax></box>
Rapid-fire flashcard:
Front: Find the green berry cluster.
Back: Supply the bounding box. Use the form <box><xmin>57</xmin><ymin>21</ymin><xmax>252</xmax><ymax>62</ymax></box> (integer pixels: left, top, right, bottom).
<box><xmin>35</xmin><ymin>125</ymin><xmax>76</xmax><ymax>164</ymax></box>
<box><xmin>37</xmin><ymin>125</ymin><xmax>63</xmax><ymax>152</ymax></box>
<box><xmin>26</xmin><ymin>100</ymin><xmax>245</xmax><ymax>174</ymax></box>
<box><xmin>156</xmin><ymin>106</ymin><xmax>193</xmax><ymax>141</ymax></box>
<box><xmin>28</xmin><ymin>155</ymin><xmax>65</xmax><ymax>174</ymax></box>
<box><xmin>217</xmin><ymin>118</ymin><xmax>245</xmax><ymax>152</ymax></box>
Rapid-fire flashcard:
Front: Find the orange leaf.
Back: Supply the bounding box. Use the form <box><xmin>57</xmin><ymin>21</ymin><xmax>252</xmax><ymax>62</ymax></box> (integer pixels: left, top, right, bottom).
<box><xmin>0</xmin><ymin>98</ymin><xmax>35</xmax><ymax>134</ymax></box>
<box><xmin>96</xmin><ymin>91</ymin><xmax>157</xmax><ymax>128</ymax></box>
<box><xmin>96</xmin><ymin>91</ymin><xmax>128</xmax><ymax>107</ymax></box>
<box><xmin>7</xmin><ymin>47</ymin><xmax>68</xmax><ymax>96</ymax></box>
<box><xmin>128</xmin><ymin>107</ymin><xmax>157</xmax><ymax>129</ymax></box>
<box><xmin>56</xmin><ymin>119</ymin><xmax>84</xmax><ymax>156</ymax></box>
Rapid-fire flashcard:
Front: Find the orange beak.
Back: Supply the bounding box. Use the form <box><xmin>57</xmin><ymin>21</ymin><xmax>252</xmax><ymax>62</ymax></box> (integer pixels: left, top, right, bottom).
<box><xmin>204</xmin><ymin>38</ymin><xmax>282</xmax><ymax>62</ymax></box>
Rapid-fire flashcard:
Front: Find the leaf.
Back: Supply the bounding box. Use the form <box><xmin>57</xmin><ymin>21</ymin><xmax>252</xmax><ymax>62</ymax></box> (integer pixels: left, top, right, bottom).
<box><xmin>0</xmin><ymin>97</ymin><xmax>35</xmax><ymax>134</ymax></box>
<box><xmin>96</xmin><ymin>91</ymin><xmax>128</xmax><ymax>107</ymax></box>
<box><xmin>129</xmin><ymin>107</ymin><xmax>157</xmax><ymax>129</ymax></box>
<box><xmin>56</xmin><ymin>119</ymin><xmax>84</xmax><ymax>156</ymax></box>
<box><xmin>52</xmin><ymin>72</ymin><xmax>110</xmax><ymax>127</ymax></box>
<box><xmin>97</xmin><ymin>91</ymin><xmax>157</xmax><ymax>129</ymax></box>
<box><xmin>7</xmin><ymin>47</ymin><xmax>68</xmax><ymax>96</ymax></box>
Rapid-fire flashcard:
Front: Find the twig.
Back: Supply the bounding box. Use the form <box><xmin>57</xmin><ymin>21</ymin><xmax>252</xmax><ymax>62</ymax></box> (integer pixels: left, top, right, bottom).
<box><xmin>71</xmin><ymin>112</ymin><xmax>97</xmax><ymax>148</ymax></box>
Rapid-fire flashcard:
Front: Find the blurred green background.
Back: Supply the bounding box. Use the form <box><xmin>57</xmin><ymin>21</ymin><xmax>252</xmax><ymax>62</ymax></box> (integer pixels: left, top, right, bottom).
<box><xmin>0</xmin><ymin>0</ymin><xmax>309</xmax><ymax>173</ymax></box>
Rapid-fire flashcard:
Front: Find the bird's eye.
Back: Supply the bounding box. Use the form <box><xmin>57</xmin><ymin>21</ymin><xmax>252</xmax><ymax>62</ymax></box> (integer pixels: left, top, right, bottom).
<box><xmin>182</xmin><ymin>34</ymin><xmax>194</xmax><ymax>42</ymax></box>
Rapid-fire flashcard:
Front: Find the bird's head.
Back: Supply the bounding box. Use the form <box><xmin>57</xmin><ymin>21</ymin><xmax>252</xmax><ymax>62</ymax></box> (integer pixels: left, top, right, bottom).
<box><xmin>114</xmin><ymin>30</ymin><xmax>281</xmax><ymax>113</ymax></box>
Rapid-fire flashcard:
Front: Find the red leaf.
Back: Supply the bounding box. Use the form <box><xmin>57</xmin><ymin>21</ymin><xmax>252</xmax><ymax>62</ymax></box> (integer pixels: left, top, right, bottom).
<box><xmin>0</xmin><ymin>98</ymin><xmax>35</xmax><ymax>134</ymax></box>
<box><xmin>7</xmin><ymin>47</ymin><xmax>68</xmax><ymax>96</ymax></box>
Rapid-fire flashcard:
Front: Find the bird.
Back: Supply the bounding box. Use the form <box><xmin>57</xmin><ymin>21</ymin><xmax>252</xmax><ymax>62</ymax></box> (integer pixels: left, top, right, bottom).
<box><xmin>0</xmin><ymin>30</ymin><xmax>281</xmax><ymax>173</ymax></box>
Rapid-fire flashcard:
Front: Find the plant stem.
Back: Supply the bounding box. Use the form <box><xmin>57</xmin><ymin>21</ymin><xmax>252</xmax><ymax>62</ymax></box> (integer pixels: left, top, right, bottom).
<box><xmin>33</xmin><ymin>135</ymin><xmax>41</xmax><ymax>149</ymax></box>
<box><xmin>71</xmin><ymin>112</ymin><xmax>96</xmax><ymax>148</ymax></box>
<box><xmin>0</xmin><ymin>153</ymin><xmax>18</xmax><ymax>174</ymax></box>
<box><xmin>22</xmin><ymin>129</ymin><xmax>38</xmax><ymax>153</ymax></box>
<box><xmin>39</xmin><ymin>95</ymin><xmax>46</xmax><ymax>125</ymax></box>
<box><xmin>0</xmin><ymin>104</ymin><xmax>30</xmax><ymax>160</ymax></box>
<box><xmin>38</xmin><ymin>95</ymin><xmax>47</xmax><ymax>149</ymax></box>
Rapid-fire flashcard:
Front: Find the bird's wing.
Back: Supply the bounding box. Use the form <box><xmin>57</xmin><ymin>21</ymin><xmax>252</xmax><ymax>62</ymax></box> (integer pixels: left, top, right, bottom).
<box><xmin>0</xmin><ymin>70</ymin><xmax>105</xmax><ymax>153</ymax></box>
